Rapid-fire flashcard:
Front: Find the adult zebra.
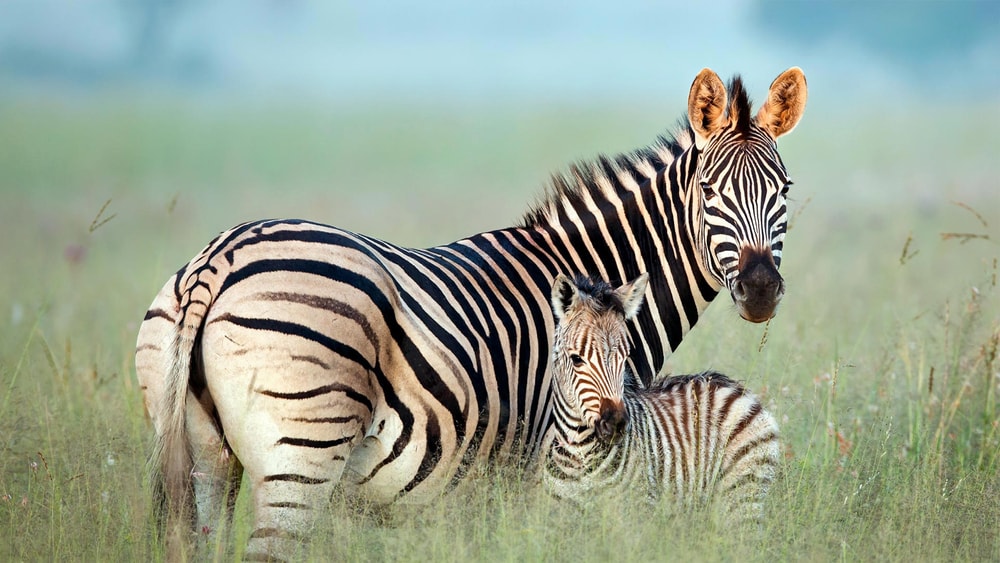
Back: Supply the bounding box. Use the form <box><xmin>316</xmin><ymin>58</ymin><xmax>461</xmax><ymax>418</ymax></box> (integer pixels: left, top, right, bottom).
<box><xmin>135</xmin><ymin>67</ymin><xmax>806</xmax><ymax>559</ymax></box>
<box><xmin>540</xmin><ymin>273</ymin><xmax>780</xmax><ymax>522</ymax></box>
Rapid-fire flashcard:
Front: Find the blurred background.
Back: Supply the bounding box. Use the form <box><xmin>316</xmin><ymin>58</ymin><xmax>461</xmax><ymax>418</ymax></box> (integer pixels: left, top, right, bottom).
<box><xmin>2</xmin><ymin>0</ymin><xmax>1000</xmax><ymax>415</ymax></box>
<box><xmin>2</xmin><ymin>0</ymin><xmax>997</xmax><ymax>248</ymax></box>
<box><xmin>2</xmin><ymin>3</ymin><xmax>1000</xmax><ymax>559</ymax></box>
<box><xmin>2</xmin><ymin>0</ymin><xmax>999</xmax><ymax>105</ymax></box>
<box><xmin>1</xmin><ymin>0</ymin><xmax>998</xmax><ymax>371</ymax></box>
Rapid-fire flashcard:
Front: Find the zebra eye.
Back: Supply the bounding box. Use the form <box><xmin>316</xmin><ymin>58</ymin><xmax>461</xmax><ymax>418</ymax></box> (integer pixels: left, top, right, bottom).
<box><xmin>780</xmin><ymin>181</ymin><xmax>792</xmax><ymax>196</ymax></box>
<box><xmin>700</xmin><ymin>182</ymin><xmax>717</xmax><ymax>201</ymax></box>
<box><xmin>569</xmin><ymin>354</ymin><xmax>585</xmax><ymax>367</ymax></box>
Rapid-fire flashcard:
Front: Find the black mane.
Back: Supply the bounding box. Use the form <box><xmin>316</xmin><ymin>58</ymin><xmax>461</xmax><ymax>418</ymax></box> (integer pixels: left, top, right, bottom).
<box><xmin>567</xmin><ymin>274</ymin><xmax>625</xmax><ymax>316</ymax></box>
<box><xmin>645</xmin><ymin>370</ymin><xmax>746</xmax><ymax>394</ymax></box>
<box><xmin>520</xmin><ymin>76</ymin><xmax>752</xmax><ymax>229</ymax></box>
<box><xmin>727</xmin><ymin>76</ymin><xmax>754</xmax><ymax>136</ymax></box>
<box><xmin>518</xmin><ymin>121</ymin><xmax>693</xmax><ymax>229</ymax></box>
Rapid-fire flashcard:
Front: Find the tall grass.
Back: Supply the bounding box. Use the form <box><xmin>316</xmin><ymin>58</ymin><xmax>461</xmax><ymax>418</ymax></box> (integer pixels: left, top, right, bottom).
<box><xmin>0</xmin><ymin>99</ymin><xmax>998</xmax><ymax>561</ymax></box>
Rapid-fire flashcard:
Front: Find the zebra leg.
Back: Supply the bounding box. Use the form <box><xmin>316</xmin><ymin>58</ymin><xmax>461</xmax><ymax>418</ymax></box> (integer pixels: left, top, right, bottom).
<box><xmin>200</xmin><ymin>330</ymin><xmax>376</xmax><ymax>560</ymax></box>
<box><xmin>186</xmin><ymin>388</ymin><xmax>243</xmax><ymax>550</ymax></box>
<box><xmin>236</xmin><ymin>387</ymin><xmax>371</xmax><ymax>562</ymax></box>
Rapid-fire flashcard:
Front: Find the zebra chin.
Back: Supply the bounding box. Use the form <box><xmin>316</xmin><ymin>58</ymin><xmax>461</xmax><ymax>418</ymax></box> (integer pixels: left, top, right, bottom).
<box><xmin>730</xmin><ymin>247</ymin><xmax>784</xmax><ymax>323</ymax></box>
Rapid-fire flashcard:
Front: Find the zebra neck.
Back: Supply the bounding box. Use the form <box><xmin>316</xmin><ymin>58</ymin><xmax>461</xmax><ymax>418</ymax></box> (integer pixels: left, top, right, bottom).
<box><xmin>531</xmin><ymin>150</ymin><xmax>721</xmax><ymax>384</ymax></box>
<box><xmin>548</xmin><ymin>404</ymin><xmax>635</xmax><ymax>478</ymax></box>
<box><xmin>550</xmin><ymin>393</ymin><xmax>598</xmax><ymax>449</ymax></box>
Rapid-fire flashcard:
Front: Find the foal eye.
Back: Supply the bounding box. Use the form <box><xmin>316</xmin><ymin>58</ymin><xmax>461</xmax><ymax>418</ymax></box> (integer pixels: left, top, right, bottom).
<box><xmin>569</xmin><ymin>354</ymin><xmax>585</xmax><ymax>367</ymax></box>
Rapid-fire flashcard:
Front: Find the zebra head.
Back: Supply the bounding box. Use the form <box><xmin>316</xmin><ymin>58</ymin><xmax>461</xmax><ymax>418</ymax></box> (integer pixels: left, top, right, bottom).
<box><xmin>687</xmin><ymin>67</ymin><xmax>808</xmax><ymax>323</ymax></box>
<box><xmin>550</xmin><ymin>273</ymin><xmax>649</xmax><ymax>445</ymax></box>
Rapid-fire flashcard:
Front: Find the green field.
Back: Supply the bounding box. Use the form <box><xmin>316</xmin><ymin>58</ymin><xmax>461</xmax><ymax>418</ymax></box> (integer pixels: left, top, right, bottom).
<box><xmin>1</xmin><ymin>97</ymin><xmax>998</xmax><ymax>561</ymax></box>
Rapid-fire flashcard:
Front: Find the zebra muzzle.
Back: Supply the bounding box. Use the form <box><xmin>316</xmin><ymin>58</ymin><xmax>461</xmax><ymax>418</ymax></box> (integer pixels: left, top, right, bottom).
<box><xmin>595</xmin><ymin>398</ymin><xmax>627</xmax><ymax>444</ymax></box>
<box><xmin>731</xmin><ymin>247</ymin><xmax>784</xmax><ymax>323</ymax></box>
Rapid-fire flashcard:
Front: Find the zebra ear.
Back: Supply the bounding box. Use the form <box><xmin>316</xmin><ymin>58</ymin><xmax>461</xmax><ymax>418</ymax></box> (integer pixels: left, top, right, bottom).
<box><xmin>755</xmin><ymin>67</ymin><xmax>807</xmax><ymax>140</ymax></box>
<box><xmin>615</xmin><ymin>273</ymin><xmax>649</xmax><ymax>321</ymax></box>
<box><xmin>551</xmin><ymin>274</ymin><xmax>579</xmax><ymax>321</ymax></box>
<box><xmin>688</xmin><ymin>68</ymin><xmax>729</xmax><ymax>150</ymax></box>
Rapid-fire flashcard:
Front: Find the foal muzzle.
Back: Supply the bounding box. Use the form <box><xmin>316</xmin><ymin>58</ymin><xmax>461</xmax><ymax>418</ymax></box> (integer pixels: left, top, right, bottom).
<box><xmin>595</xmin><ymin>397</ymin><xmax>627</xmax><ymax>444</ymax></box>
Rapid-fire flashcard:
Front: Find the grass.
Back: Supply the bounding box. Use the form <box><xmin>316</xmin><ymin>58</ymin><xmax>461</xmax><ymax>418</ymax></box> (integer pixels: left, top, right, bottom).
<box><xmin>0</xmin><ymin>96</ymin><xmax>998</xmax><ymax>561</ymax></box>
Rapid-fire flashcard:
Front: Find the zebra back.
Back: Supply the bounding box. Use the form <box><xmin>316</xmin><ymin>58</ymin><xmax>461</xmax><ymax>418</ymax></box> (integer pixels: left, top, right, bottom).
<box><xmin>637</xmin><ymin>371</ymin><xmax>780</xmax><ymax>520</ymax></box>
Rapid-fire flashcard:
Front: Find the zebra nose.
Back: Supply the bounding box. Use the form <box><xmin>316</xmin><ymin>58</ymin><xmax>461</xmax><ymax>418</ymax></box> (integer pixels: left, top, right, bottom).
<box><xmin>732</xmin><ymin>248</ymin><xmax>784</xmax><ymax>323</ymax></box>
<box><xmin>596</xmin><ymin>398</ymin><xmax>627</xmax><ymax>444</ymax></box>
<box><xmin>732</xmin><ymin>267</ymin><xmax>783</xmax><ymax>301</ymax></box>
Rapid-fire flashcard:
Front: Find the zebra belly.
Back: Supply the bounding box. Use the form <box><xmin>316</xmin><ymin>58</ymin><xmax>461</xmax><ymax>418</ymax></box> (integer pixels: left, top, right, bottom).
<box><xmin>340</xmin><ymin>419</ymin><xmax>444</xmax><ymax>504</ymax></box>
<box><xmin>340</xmin><ymin>377</ymin><xmax>482</xmax><ymax>505</ymax></box>
<box><xmin>340</xmin><ymin>400</ymin><xmax>427</xmax><ymax>505</ymax></box>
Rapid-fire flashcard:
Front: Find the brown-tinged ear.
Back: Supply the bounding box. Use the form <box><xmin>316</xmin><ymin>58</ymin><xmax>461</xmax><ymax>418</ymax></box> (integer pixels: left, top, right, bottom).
<box><xmin>615</xmin><ymin>273</ymin><xmax>649</xmax><ymax>321</ymax></box>
<box><xmin>755</xmin><ymin>67</ymin><xmax>807</xmax><ymax>140</ymax></box>
<box><xmin>688</xmin><ymin>68</ymin><xmax>729</xmax><ymax>149</ymax></box>
<box><xmin>551</xmin><ymin>274</ymin><xmax>578</xmax><ymax>322</ymax></box>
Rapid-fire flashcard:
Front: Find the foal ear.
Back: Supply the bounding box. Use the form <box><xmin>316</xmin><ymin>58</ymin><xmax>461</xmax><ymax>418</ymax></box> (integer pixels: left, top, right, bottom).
<box><xmin>755</xmin><ymin>67</ymin><xmax>808</xmax><ymax>140</ymax></box>
<box><xmin>551</xmin><ymin>274</ymin><xmax>579</xmax><ymax>321</ymax></box>
<box><xmin>615</xmin><ymin>273</ymin><xmax>649</xmax><ymax>321</ymax></box>
<box><xmin>687</xmin><ymin>68</ymin><xmax>729</xmax><ymax>150</ymax></box>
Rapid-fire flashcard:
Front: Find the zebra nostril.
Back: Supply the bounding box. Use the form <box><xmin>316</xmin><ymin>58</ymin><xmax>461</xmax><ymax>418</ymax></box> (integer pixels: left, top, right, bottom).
<box><xmin>597</xmin><ymin>419</ymin><xmax>618</xmax><ymax>442</ymax></box>
<box><xmin>597</xmin><ymin>419</ymin><xmax>611</xmax><ymax>439</ymax></box>
<box><xmin>731</xmin><ymin>279</ymin><xmax>746</xmax><ymax>301</ymax></box>
<box><xmin>769</xmin><ymin>279</ymin><xmax>783</xmax><ymax>299</ymax></box>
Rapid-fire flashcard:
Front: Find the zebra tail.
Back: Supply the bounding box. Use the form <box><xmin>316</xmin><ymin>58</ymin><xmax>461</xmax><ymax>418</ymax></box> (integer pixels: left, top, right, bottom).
<box><xmin>151</xmin><ymin>326</ymin><xmax>198</xmax><ymax>557</ymax></box>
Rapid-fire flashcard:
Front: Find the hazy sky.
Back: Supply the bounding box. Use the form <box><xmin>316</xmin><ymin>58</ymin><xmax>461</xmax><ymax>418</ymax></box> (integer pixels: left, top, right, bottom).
<box><xmin>1</xmin><ymin>1</ymin><xmax>997</xmax><ymax>107</ymax></box>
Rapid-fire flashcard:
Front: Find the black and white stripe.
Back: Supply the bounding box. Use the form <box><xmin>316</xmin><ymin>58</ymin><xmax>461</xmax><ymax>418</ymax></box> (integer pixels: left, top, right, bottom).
<box><xmin>135</xmin><ymin>67</ymin><xmax>806</xmax><ymax>559</ymax></box>
<box><xmin>540</xmin><ymin>274</ymin><xmax>780</xmax><ymax>522</ymax></box>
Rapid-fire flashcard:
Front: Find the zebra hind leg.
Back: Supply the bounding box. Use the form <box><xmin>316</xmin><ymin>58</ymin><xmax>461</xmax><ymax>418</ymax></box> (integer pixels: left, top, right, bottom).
<box><xmin>241</xmin><ymin>441</ymin><xmax>363</xmax><ymax>562</ymax></box>
<box><xmin>198</xmin><ymin>310</ymin><xmax>379</xmax><ymax>560</ymax></box>
<box><xmin>186</xmin><ymin>388</ymin><xmax>245</xmax><ymax>556</ymax></box>
<box><xmin>230</xmin><ymin>386</ymin><xmax>374</xmax><ymax>560</ymax></box>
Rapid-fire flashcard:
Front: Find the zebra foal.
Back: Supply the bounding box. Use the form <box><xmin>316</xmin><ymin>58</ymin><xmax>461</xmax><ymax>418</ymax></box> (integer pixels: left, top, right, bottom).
<box><xmin>540</xmin><ymin>273</ymin><xmax>780</xmax><ymax>522</ymax></box>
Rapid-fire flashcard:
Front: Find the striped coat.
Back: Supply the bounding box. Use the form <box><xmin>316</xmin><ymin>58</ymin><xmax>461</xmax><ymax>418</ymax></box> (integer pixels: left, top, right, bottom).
<box><xmin>135</xmin><ymin>67</ymin><xmax>805</xmax><ymax>559</ymax></box>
